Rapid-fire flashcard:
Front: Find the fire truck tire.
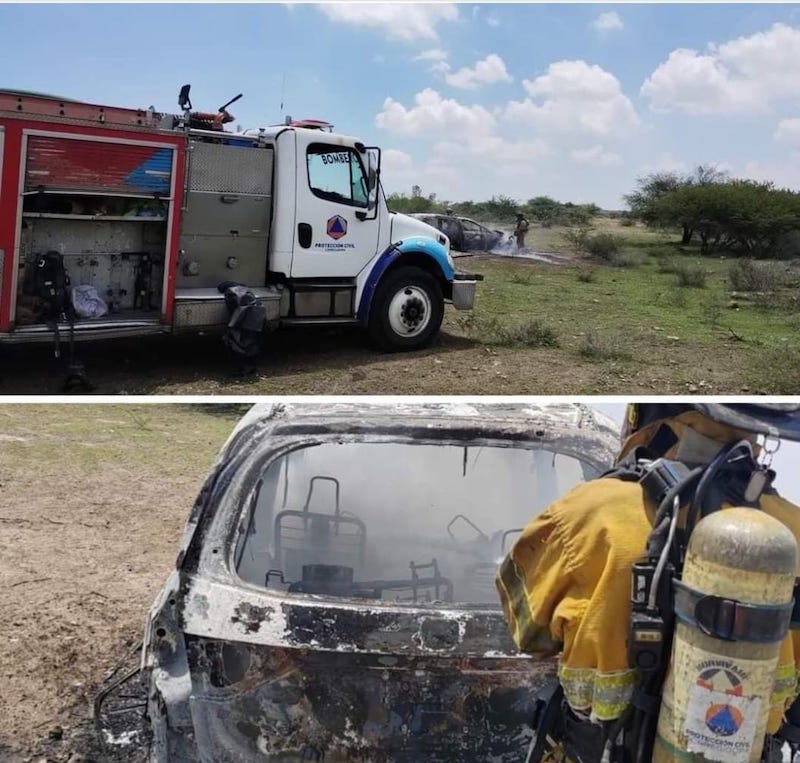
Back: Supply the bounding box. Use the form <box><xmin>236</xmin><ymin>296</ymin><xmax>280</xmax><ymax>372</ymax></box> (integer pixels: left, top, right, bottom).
<box><xmin>368</xmin><ymin>266</ymin><xmax>444</xmax><ymax>352</ymax></box>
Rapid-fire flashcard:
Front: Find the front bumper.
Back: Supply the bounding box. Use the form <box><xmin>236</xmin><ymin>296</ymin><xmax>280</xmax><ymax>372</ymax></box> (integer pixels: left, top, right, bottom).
<box><xmin>450</xmin><ymin>272</ymin><xmax>483</xmax><ymax>310</ymax></box>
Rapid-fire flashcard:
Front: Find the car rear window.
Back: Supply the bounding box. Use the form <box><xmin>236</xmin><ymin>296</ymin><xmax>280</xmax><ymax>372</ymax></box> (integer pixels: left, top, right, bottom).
<box><xmin>234</xmin><ymin>441</ymin><xmax>598</xmax><ymax>605</ymax></box>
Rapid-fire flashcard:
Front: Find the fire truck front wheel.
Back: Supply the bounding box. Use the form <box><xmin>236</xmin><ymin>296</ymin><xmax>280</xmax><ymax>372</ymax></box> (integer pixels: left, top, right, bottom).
<box><xmin>368</xmin><ymin>266</ymin><xmax>444</xmax><ymax>351</ymax></box>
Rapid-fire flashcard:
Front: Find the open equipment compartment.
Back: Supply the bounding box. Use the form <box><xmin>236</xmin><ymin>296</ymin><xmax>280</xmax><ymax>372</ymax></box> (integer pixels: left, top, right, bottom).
<box><xmin>15</xmin><ymin>133</ymin><xmax>176</xmax><ymax>328</ymax></box>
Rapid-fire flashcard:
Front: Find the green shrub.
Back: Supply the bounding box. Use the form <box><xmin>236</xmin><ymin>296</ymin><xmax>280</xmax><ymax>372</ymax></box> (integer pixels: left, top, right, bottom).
<box><xmin>655</xmin><ymin>254</ymin><xmax>680</xmax><ymax>274</ymax></box>
<box><xmin>608</xmin><ymin>252</ymin><xmax>637</xmax><ymax>268</ymax></box>
<box><xmin>773</xmin><ymin>231</ymin><xmax>800</xmax><ymax>260</ymax></box>
<box><xmin>747</xmin><ymin>345</ymin><xmax>800</xmax><ymax>394</ymax></box>
<box><xmin>729</xmin><ymin>259</ymin><xmax>781</xmax><ymax>293</ymax></box>
<box><xmin>585</xmin><ymin>233</ymin><xmax>621</xmax><ymax>262</ymax></box>
<box><xmin>703</xmin><ymin>300</ymin><xmax>723</xmax><ymax>328</ymax></box>
<box><xmin>496</xmin><ymin>318</ymin><xmax>559</xmax><ymax>348</ymax></box>
<box><xmin>576</xmin><ymin>269</ymin><xmax>597</xmax><ymax>283</ymax></box>
<box><xmin>478</xmin><ymin>317</ymin><xmax>559</xmax><ymax>348</ymax></box>
<box><xmin>578</xmin><ymin>330</ymin><xmax>631</xmax><ymax>361</ymax></box>
<box><xmin>562</xmin><ymin>227</ymin><xmax>592</xmax><ymax>253</ymax></box>
<box><xmin>674</xmin><ymin>263</ymin><xmax>707</xmax><ymax>288</ymax></box>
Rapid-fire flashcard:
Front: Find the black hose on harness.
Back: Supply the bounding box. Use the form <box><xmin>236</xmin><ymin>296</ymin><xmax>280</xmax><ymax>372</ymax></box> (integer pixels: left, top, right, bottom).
<box><xmin>624</xmin><ymin>467</ymin><xmax>704</xmax><ymax>763</ymax></box>
<box><xmin>686</xmin><ymin>439</ymin><xmax>755</xmax><ymax>532</ymax></box>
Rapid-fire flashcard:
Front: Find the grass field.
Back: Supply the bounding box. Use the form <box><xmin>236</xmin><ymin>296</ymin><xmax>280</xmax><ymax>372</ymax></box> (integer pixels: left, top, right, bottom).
<box><xmin>1</xmin><ymin>218</ymin><xmax>797</xmax><ymax>394</ymax></box>
<box><xmin>0</xmin><ymin>405</ymin><xmax>240</xmax><ymax>760</ymax></box>
<box><xmin>447</xmin><ymin>218</ymin><xmax>800</xmax><ymax>393</ymax></box>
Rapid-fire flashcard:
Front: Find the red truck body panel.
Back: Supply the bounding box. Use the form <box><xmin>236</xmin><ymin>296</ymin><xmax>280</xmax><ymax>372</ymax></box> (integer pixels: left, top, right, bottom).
<box><xmin>0</xmin><ymin>94</ymin><xmax>186</xmax><ymax>331</ymax></box>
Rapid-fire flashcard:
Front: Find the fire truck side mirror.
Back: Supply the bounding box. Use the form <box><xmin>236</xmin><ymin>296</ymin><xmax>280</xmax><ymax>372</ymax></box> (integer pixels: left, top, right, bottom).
<box><xmin>178</xmin><ymin>84</ymin><xmax>192</xmax><ymax>110</ymax></box>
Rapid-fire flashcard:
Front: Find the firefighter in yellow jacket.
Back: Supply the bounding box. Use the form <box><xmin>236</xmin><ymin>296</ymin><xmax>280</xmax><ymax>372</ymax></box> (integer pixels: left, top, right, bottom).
<box><xmin>497</xmin><ymin>403</ymin><xmax>800</xmax><ymax>763</ymax></box>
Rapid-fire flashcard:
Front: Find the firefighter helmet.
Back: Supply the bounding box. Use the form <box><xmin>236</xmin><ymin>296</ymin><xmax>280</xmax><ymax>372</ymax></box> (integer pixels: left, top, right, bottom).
<box><xmin>621</xmin><ymin>403</ymin><xmax>800</xmax><ymax>462</ymax></box>
<box><xmin>622</xmin><ymin>402</ymin><xmax>800</xmax><ymax>443</ymax></box>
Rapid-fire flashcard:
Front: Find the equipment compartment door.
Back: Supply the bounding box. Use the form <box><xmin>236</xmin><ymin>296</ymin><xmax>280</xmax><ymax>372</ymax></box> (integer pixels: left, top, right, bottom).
<box><xmin>177</xmin><ymin>141</ymin><xmax>273</xmax><ymax>289</ymax></box>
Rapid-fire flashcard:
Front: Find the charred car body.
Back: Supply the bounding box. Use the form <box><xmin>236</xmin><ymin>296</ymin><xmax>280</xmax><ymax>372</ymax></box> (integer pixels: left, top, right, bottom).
<box><xmin>118</xmin><ymin>402</ymin><xmax>617</xmax><ymax>761</ymax></box>
<box><xmin>410</xmin><ymin>214</ymin><xmax>505</xmax><ymax>253</ymax></box>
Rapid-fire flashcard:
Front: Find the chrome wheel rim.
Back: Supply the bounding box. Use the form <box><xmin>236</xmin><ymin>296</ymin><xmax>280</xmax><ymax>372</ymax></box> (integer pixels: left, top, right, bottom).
<box><xmin>387</xmin><ymin>285</ymin><xmax>431</xmax><ymax>337</ymax></box>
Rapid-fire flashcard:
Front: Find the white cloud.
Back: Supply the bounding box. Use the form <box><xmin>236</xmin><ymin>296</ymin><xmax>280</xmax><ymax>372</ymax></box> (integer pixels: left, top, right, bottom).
<box><xmin>486</xmin><ymin>16</ymin><xmax>500</xmax><ymax>28</ymax></box>
<box><xmin>414</xmin><ymin>48</ymin><xmax>448</xmax><ymax>62</ymax></box>
<box><xmin>593</xmin><ymin>12</ymin><xmax>623</xmax><ymax>33</ymax></box>
<box><xmin>447</xmin><ymin>136</ymin><xmax>551</xmax><ymax>178</ymax></box>
<box><xmin>374</xmin><ymin>89</ymin><xmax>551</xmax><ymax>189</ymax></box>
<box><xmin>642</xmin><ymin>23</ymin><xmax>800</xmax><ymax>115</ymax></box>
<box><xmin>741</xmin><ymin>159</ymin><xmax>800</xmax><ymax>190</ymax></box>
<box><xmin>641</xmin><ymin>48</ymin><xmax>761</xmax><ymax>115</ymax></box>
<box><xmin>380</xmin><ymin>151</ymin><xmax>462</xmax><ymax>196</ymax></box>
<box><xmin>317</xmin><ymin>3</ymin><xmax>458</xmax><ymax>42</ymax></box>
<box><xmin>382</xmin><ymin>148</ymin><xmax>414</xmax><ymax>173</ymax></box>
<box><xmin>399</xmin><ymin>135</ymin><xmax>551</xmax><ymax>191</ymax></box>
<box><xmin>375</xmin><ymin>88</ymin><xmax>496</xmax><ymax>137</ymax></box>
<box><xmin>571</xmin><ymin>145</ymin><xmax>622</xmax><ymax>166</ymax></box>
<box><xmin>505</xmin><ymin>60</ymin><xmax>640</xmax><ymax>139</ymax></box>
<box><xmin>640</xmin><ymin>153</ymin><xmax>690</xmax><ymax>175</ymax></box>
<box><xmin>524</xmin><ymin>60</ymin><xmax>620</xmax><ymax>100</ymax></box>
<box><xmin>444</xmin><ymin>54</ymin><xmax>513</xmax><ymax>89</ymax></box>
<box><xmin>435</xmin><ymin>135</ymin><xmax>549</xmax><ymax>162</ymax></box>
<box><xmin>775</xmin><ymin>118</ymin><xmax>800</xmax><ymax>144</ymax></box>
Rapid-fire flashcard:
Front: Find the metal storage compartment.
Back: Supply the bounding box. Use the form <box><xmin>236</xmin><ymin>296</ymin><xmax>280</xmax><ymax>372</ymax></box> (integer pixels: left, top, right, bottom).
<box><xmin>15</xmin><ymin>133</ymin><xmax>175</xmax><ymax>326</ymax></box>
<box><xmin>176</xmin><ymin>141</ymin><xmax>273</xmax><ymax>289</ymax></box>
<box><xmin>173</xmin><ymin>286</ymin><xmax>281</xmax><ymax>330</ymax></box>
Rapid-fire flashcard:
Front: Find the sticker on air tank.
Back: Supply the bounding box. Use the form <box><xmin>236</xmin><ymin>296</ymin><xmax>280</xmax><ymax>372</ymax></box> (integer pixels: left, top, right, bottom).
<box><xmin>684</xmin><ymin>660</ymin><xmax>763</xmax><ymax>762</ymax></box>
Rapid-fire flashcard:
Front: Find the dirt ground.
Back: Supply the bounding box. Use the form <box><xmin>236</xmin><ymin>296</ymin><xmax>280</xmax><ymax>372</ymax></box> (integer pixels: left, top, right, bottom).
<box><xmin>0</xmin><ymin>253</ymin><xmax>544</xmax><ymax>397</ymax></box>
<box><xmin>0</xmin><ymin>311</ymin><xmax>753</xmax><ymax>397</ymax></box>
<box><xmin>0</xmin><ymin>247</ymin><xmax>769</xmax><ymax>396</ymax></box>
<box><xmin>0</xmin><ymin>322</ymin><xmax>612</xmax><ymax>397</ymax></box>
<box><xmin>0</xmin><ymin>405</ymin><xmax>240</xmax><ymax>761</ymax></box>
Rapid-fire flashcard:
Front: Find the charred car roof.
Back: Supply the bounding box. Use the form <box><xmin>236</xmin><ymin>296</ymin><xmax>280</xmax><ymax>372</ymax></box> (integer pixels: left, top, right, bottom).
<box><xmin>175</xmin><ymin>401</ymin><xmax>618</xmax><ymax>574</ymax></box>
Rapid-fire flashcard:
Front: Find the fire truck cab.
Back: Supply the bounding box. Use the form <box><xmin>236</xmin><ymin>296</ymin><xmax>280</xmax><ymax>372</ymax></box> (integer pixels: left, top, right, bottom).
<box><xmin>0</xmin><ymin>88</ymin><xmax>480</xmax><ymax>351</ymax></box>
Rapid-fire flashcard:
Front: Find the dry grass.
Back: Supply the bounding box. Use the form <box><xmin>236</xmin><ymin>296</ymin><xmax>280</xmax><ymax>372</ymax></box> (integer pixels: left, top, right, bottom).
<box><xmin>0</xmin><ymin>405</ymin><xmax>239</xmax><ymax>759</ymax></box>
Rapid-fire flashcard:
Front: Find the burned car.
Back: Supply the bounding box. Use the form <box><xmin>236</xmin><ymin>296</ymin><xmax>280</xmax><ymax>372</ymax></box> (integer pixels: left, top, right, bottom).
<box><xmin>103</xmin><ymin>402</ymin><xmax>617</xmax><ymax>761</ymax></box>
<box><xmin>411</xmin><ymin>214</ymin><xmax>505</xmax><ymax>252</ymax></box>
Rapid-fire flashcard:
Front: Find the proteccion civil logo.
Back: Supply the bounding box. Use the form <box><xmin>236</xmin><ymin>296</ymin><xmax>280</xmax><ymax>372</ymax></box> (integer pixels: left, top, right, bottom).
<box><xmin>684</xmin><ymin>659</ymin><xmax>760</xmax><ymax>762</ymax></box>
<box><xmin>696</xmin><ymin>666</ymin><xmax>745</xmax><ymax>737</ymax></box>
<box><xmin>327</xmin><ymin>215</ymin><xmax>347</xmax><ymax>240</ymax></box>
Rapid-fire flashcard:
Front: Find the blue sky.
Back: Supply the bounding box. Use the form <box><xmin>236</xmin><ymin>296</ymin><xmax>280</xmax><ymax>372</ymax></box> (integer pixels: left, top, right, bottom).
<box><xmin>2</xmin><ymin>3</ymin><xmax>800</xmax><ymax>208</ymax></box>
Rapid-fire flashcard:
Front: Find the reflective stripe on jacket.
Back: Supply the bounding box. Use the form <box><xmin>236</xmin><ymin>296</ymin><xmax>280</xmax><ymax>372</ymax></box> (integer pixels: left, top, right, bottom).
<box><xmin>496</xmin><ymin>477</ymin><xmax>800</xmax><ymax>731</ymax></box>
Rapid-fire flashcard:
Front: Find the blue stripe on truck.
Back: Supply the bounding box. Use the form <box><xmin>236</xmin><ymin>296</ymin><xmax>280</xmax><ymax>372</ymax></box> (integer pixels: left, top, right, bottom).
<box><xmin>357</xmin><ymin>237</ymin><xmax>454</xmax><ymax>322</ymax></box>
